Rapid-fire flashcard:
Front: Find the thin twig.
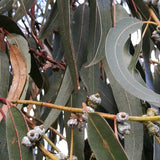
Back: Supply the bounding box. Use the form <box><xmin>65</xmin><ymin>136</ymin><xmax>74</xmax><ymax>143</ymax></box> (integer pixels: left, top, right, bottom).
<box><xmin>113</xmin><ymin>116</ymin><xmax>118</xmax><ymax>140</ymax></box>
<box><xmin>69</xmin><ymin>127</ymin><xmax>74</xmax><ymax>160</ymax></box>
<box><xmin>11</xmin><ymin>100</ymin><xmax>160</xmax><ymax>122</ymax></box>
<box><xmin>30</xmin><ymin>48</ymin><xmax>65</xmax><ymax>70</ymax></box>
<box><xmin>37</xmin><ymin>143</ymin><xmax>59</xmax><ymax>160</ymax></box>
<box><xmin>25</xmin><ymin>112</ymin><xmax>66</xmax><ymax>140</ymax></box>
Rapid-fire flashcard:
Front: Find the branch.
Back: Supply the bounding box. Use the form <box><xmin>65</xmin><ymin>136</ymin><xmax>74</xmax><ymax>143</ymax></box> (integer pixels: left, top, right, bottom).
<box><xmin>11</xmin><ymin>100</ymin><xmax>160</xmax><ymax>122</ymax></box>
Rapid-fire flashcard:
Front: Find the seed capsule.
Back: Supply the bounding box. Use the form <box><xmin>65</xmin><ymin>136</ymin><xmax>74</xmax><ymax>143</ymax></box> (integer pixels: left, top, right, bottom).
<box><xmin>21</xmin><ymin>136</ymin><xmax>32</xmax><ymax>147</ymax></box>
<box><xmin>118</xmin><ymin>122</ymin><xmax>131</xmax><ymax>135</ymax></box>
<box><xmin>116</xmin><ymin>112</ymin><xmax>129</xmax><ymax>122</ymax></box>
<box><xmin>86</xmin><ymin>93</ymin><xmax>101</xmax><ymax>109</ymax></box>
<box><xmin>34</xmin><ymin>125</ymin><xmax>45</xmax><ymax>136</ymax></box>
<box><xmin>67</xmin><ymin>118</ymin><xmax>78</xmax><ymax>127</ymax></box>
<box><xmin>27</xmin><ymin>129</ymin><xmax>40</xmax><ymax>142</ymax></box>
<box><xmin>146</xmin><ymin>121</ymin><xmax>159</xmax><ymax>136</ymax></box>
<box><xmin>147</xmin><ymin>108</ymin><xmax>158</xmax><ymax>116</ymax></box>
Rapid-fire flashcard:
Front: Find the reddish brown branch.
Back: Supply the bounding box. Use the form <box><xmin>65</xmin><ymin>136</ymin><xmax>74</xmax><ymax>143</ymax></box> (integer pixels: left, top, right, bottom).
<box><xmin>30</xmin><ymin>48</ymin><xmax>65</xmax><ymax>70</ymax></box>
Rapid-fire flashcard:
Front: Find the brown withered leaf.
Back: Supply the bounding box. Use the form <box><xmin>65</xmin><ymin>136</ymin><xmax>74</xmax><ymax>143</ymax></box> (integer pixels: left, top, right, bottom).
<box><xmin>0</xmin><ymin>45</ymin><xmax>27</xmax><ymax>121</ymax></box>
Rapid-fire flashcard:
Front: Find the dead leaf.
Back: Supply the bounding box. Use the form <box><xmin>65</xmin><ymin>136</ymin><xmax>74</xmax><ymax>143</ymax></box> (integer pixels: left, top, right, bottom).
<box><xmin>0</xmin><ymin>45</ymin><xmax>27</xmax><ymax>121</ymax></box>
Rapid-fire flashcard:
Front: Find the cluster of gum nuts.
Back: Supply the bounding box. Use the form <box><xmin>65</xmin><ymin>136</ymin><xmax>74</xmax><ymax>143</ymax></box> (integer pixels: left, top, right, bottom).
<box><xmin>21</xmin><ymin>125</ymin><xmax>45</xmax><ymax>147</ymax></box>
<box><xmin>67</xmin><ymin>93</ymin><xmax>101</xmax><ymax>130</ymax></box>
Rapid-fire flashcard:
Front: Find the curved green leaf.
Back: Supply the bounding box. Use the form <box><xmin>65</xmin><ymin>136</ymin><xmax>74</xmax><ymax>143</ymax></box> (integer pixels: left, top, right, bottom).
<box><xmin>57</xmin><ymin>0</ymin><xmax>79</xmax><ymax>92</ymax></box>
<box><xmin>79</xmin><ymin>0</ymin><xmax>100</xmax><ymax>94</ymax></box>
<box><xmin>6</xmin><ymin>107</ymin><xmax>33</xmax><ymax>160</ymax></box>
<box><xmin>105</xmin><ymin>17</ymin><xmax>160</xmax><ymax>106</ymax></box>
<box><xmin>86</xmin><ymin>0</ymin><xmax>112</xmax><ymax>67</ymax></box>
<box><xmin>87</xmin><ymin>113</ymin><xmax>128</xmax><ymax>160</ymax></box>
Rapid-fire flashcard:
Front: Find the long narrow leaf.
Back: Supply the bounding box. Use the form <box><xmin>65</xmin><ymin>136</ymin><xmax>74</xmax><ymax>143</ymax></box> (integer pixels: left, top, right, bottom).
<box><xmin>6</xmin><ymin>107</ymin><xmax>33</xmax><ymax>160</ymax></box>
<box><xmin>87</xmin><ymin>113</ymin><xmax>128</xmax><ymax>160</ymax></box>
<box><xmin>57</xmin><ymin>0</ymin><xmax>79</xmax><ymax>92</ymax></box>
<box><xmin>0</xmin><ymin>45</ymin><xmax>27</xmax><ymax>121</ymax></box>
<box><xmin>44</xmin><ymin>67</ymin><xmax>73</xmax><ymax>130</ymax></box>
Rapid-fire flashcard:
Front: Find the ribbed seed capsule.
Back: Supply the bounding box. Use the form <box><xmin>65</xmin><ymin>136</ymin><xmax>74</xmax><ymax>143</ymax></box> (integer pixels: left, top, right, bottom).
<box><xmin>86</xmin><ymin>93</ymin><xmax>101</xmax><ymax>109</ymax></box>
<box><xmin>21</xmin><ymin>136</ymin><xmax>32</xmax><ymax>147</ymax></box>
<box><xmin>146</xmin><ymin>121</ymin><xmax>159</xmax><ymax>136</ymax></box>
<box><xmin>34</xmin><ymin>125</ymin><xmax>45</xmax><ymax>136</ymax></box>
<box><xmin>116</xmin><ymin>112</ymin><xmax>129</xmax><ymax>122</ymax></box>
<box><xmin>147</xmin><ymin>108</ymin><xmax>158</xmax><ymax>116</ymax></box>
<box><xmin>27</xmin><ymin>129</ymin><xmax>40</xmax><ymax>142</ymax></box>
<box><xmin>67</xmin><ymin>118</ymin><xmax>78</xmax><ymax>128</ymax></box>
<box><xmin>118</xmin><ymin>122</ymin><xmax>131</xmax><ymax>135</ymax></box>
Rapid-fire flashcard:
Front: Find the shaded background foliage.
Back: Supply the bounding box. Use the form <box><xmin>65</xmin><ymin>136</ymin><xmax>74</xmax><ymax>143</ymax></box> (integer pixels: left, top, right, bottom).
<box><xmin>0</xmin><ymin>0</ymin><xmax>160</xmax><ymax>160</ymax></box>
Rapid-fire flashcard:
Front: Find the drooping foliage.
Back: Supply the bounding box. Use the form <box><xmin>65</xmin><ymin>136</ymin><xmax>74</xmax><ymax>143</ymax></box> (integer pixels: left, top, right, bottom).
<box><xmin>0</xmin><ymin>0</ymin><xmax>160</xmax><ymax>160</ymax></box>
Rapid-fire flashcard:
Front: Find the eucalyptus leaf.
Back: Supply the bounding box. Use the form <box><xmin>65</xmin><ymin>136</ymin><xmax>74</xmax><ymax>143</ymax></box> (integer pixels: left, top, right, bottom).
<box><xmin>71</xmin><ymin>4</ymin><xmax>89</xmax><ymax>70</ymax></box>
<box><xmin>7</xmin><ymin>34</ymin><xmax>31</xmax><ymax>109</ymax></box>
<box><xmin>79</xmin><ymin>0</ymin><xmax>100</xmax><ymax>94</ymax></box>
<box><xmin>87</xmin><ymin>113</ymin><xmax>128</xmax><ymax>160</ymax></box>
<box><xmin>0</xmin><ymin>51</ymin><xmax>10</xmax><ymax>106</ymax></box>
<box><xmin>86</xmin><ymin>0</ymin><xmax>112</xmax><ymax>67</ymax></box>
<box><xmin>57</xmin><ymin>0</ymin><xmax>79</xmax><ymax>92</ymax></box>
<box><xmin>6</xmin><ymin>107</ymin><xmax>33</xmax><ymax>160</ymax></box>
<box><xmin>103</xmin><ymin>59</ymin><xmax>144</xmax><ymax>160</ymax></box>
<box><xmin>105</xmin><ymin>17</ymin><xmax>160</xmax><ymax>106</ymax></box>
<box><xmin>0</xmin><ymin>120</ymin><xmax>9</xmax><ymax>160</ymax></box>
<box><xmin>44</xmin><ymin>67</ymin><xmax>73</xmax><ymax>130</ymax></box>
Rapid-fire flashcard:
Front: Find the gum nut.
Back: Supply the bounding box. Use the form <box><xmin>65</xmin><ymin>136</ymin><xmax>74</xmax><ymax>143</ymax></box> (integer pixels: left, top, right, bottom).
<box><xmin>148</xmin><ymin>123</ymin><xmax>159</xmax><ymax>135</ymax></box>
<box><xmin>34</xmin><ymin>125</ymin><xmax>45</xmax><ymax>136</ymax></box>
<box><xmin>21</xmin><ymin>136</ymin><xmax>32</xmax><ymax>147</ymax></box>
<box><xmin>27</xmin><ymin>129</ymin><xmax>40</xmax><ymax>142</ymax></box>
<box><xmin>89</xmin><ymin>93</ymin><xmax>101</xmax><ymax>104</ymax></box>
<box><xmin>118</xmin><ymin>122</ymin><xmax>131</xmax><ymax>135</ymax></box>
<box><xmin>147</xmin><ymin>108</ymin><xmax>158</xmax><ymax>116</ymax></box>
<box><xmin>116</xmin><ymin>112</ymin><xmax>129</xmax><ymax>122</ymax></box>
<box><xmin>67</xmin><ymin>118</ymin><xmax>78</xmax><ymax>127</ymax></box>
